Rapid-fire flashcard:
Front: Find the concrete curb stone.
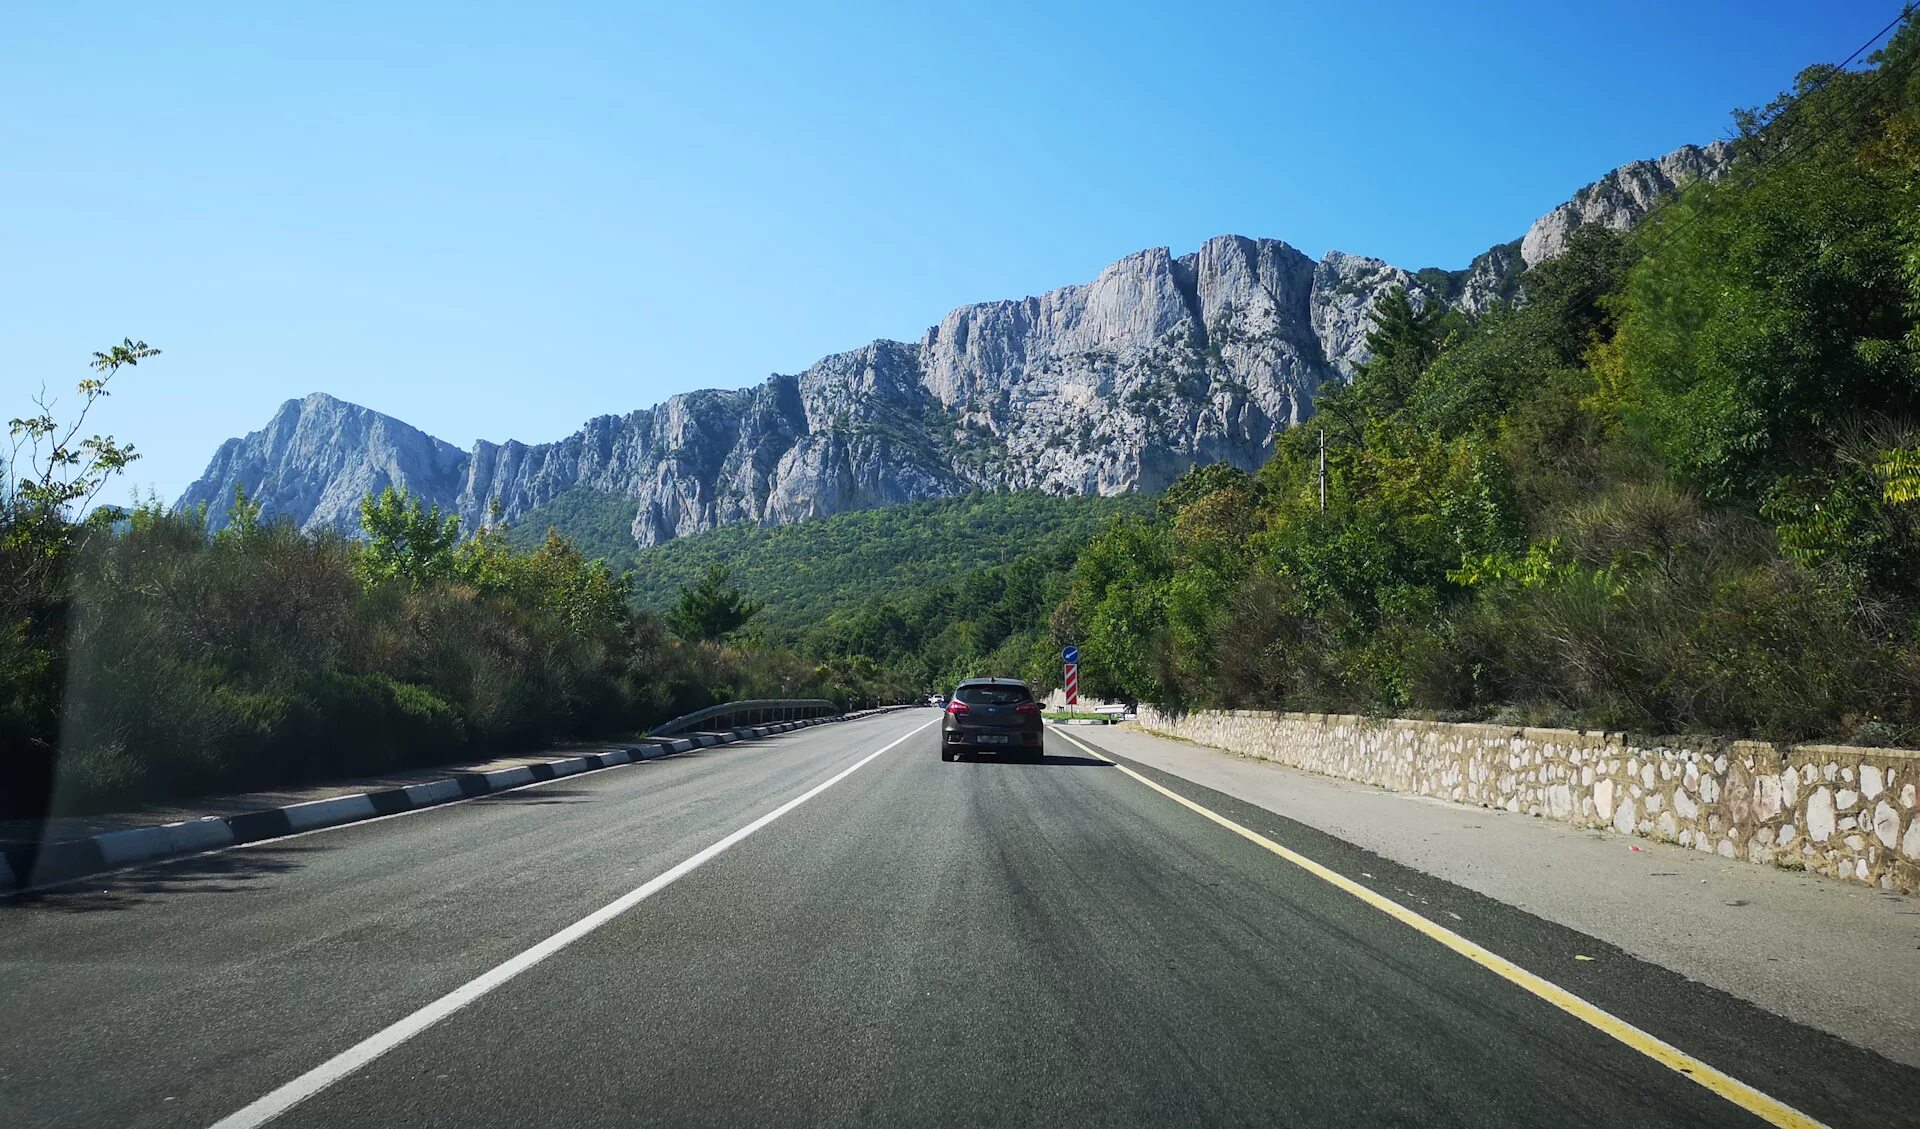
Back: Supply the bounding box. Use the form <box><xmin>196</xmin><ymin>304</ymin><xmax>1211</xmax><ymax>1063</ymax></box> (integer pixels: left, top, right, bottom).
<box><xmin>93</xmin><ymin>826</ymin><xmax>173</xmax><ymax>867</ymax></box>
<box><xmin>283</xmin><ymin>794</ymin><xmax>379</xmax><ymax>833</ymax></box>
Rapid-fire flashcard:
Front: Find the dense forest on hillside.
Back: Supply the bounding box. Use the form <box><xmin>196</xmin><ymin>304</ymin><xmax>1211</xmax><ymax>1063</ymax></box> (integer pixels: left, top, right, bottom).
<box><xmin>506</xmin><ymin>485</ymin><xmax>652</xmax><ymax>567</ymax></box>
<box><xmin>801</xmin><ymin>546</ymin><xmax>1082</xmax><ymax>693</ymax></box>
<box><xmin>1047</xmin><ymin>29</ymin><xmax>1920</xmax><ymax>744</ymax></box>
<box><xmin>618</xmin><ymin>493</ymin><xmax>1148</xmax><ymax>633</ymax></box>
<box><xmin>497</xmin><ymin>490</ymin><xmax>1147</xmax><ymax>696</ymax></box>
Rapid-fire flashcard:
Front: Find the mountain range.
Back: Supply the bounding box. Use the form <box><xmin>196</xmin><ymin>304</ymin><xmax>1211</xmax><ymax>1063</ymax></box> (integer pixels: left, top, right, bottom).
<box><xmin>177</xmin><ymin>141</ymin><xmax>1732</xmax><ymax>546</ymax></box>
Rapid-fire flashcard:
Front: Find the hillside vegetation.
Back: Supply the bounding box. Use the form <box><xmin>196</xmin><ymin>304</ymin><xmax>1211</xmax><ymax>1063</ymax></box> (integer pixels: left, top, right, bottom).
<box><xmin>1048</xmin><ymin>31</ymin><xmax>1920</xmax><ymax>745</ymax></box>
<box><xmin>506</xmin><ymin>485</ymin><xmax>648</xmax><ymax>567</ymax></box>
<box><xmin>802</xmin><ymin>544</ymin><xmax>1082</xmax><ymax>694</ymax></box>
<box><xmin>509</xmin><ymin>490</ymin><xmax>1148</xmax><ymax>634</ymax></box>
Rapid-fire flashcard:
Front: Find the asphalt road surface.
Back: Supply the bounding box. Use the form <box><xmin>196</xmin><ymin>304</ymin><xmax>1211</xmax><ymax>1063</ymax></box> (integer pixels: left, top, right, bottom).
<box><xmin>3</xmin><ymin>711</ymin><xmax>1914</xmax><ymax>1128</ymax></box>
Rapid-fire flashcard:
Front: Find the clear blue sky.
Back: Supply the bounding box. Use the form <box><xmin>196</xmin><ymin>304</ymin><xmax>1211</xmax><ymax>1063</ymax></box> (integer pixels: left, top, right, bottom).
<box><xmin>1</xmin><ymin>1</ymin><xmax>1897</xmax><ymax>505</ymax></box>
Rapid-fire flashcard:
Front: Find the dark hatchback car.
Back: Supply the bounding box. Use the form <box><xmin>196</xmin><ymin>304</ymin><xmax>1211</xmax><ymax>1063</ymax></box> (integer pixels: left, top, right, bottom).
<box><xmin>941</xmin><ymin>677</ymin><xmax>1044</xmax><ymax>760</ymax></box>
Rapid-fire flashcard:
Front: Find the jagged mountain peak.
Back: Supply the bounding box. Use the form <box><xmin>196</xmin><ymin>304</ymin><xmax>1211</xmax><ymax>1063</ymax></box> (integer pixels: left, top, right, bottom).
<box><xmin>179</xmin><ymin>391</ymin><xmax>466</xmax><ymax>533</ymax></box>
<box><xmin>178</xmin><ymin>140</ymin><xmax>1732</xmax><ymax>546</ymax></box>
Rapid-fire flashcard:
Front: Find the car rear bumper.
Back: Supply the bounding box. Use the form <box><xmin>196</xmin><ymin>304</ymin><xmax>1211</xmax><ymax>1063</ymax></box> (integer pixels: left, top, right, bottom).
<box><xmin>943</xmin><ymin>729</ymin><xmax>1043</xmax><ymax>748</ymax></box>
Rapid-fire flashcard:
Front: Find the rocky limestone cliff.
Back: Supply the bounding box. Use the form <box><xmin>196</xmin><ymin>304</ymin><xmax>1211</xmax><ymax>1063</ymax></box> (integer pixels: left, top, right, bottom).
<box><xmin>1520</xmin><ymin>140</ymin><xmax>1733</xmax><ymax>267</ymax></box>
<box><xmin>179</xmin><ymin>141</ymin><xmax>1733</xmax><ymax>544</ymax></box>
<box><xmin>178</xmin><ymin>393</ymin><xmax>467</xmax><ymax>533</ymax></box>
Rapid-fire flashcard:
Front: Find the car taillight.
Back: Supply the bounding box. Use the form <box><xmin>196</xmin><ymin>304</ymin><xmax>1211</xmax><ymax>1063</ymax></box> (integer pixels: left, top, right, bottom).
<box><xmin>946</xmin><ymin>699</ymin><xmax>970</xmax><ymax>715</ymax></box>
<box><xmin>1015</xmin><ymin>701</ymin><xmax>1040</xmax><ymax>715</ymax></box>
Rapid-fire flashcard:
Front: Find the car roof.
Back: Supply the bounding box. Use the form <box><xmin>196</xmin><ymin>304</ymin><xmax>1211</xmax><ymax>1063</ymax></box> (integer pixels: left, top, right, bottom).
<box><xmin>955</xmin><ymin>677</ymin><xmax>1029</xmax><ymax>687</ymax></box>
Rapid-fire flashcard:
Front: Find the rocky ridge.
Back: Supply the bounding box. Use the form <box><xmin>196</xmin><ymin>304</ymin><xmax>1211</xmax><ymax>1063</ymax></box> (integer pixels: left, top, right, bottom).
<box><xmin>1519</xmin><ymin>140</ymin><xmax>1734</xmax><ymax>266</ymax></box>
<box><xmin>177</xmin><ymin>141</ymin><xmax>1733</xmax><ymax>545</ymax></box>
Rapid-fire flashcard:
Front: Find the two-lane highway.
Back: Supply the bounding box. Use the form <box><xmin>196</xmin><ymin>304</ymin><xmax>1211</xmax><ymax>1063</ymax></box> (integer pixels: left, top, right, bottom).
<box><xmin>4</xmin><ymin>712</ymin><xmax>1913</xmax><ymax>1127</ymax></box>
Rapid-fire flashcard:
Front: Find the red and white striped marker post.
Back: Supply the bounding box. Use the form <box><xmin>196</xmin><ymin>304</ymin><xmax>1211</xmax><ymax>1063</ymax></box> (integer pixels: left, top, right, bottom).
<box><xmin>1062</xmin><ymin>645</ymin><xmax>1080</xmax><ymax>706</ymax></box>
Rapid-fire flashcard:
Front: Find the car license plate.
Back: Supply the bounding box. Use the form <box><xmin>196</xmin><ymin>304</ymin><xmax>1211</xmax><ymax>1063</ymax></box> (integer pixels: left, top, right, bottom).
<box><xmin>975</xmin><ymin>734</ymin><xmax>1009</xmax><ymax>745</ymax></box>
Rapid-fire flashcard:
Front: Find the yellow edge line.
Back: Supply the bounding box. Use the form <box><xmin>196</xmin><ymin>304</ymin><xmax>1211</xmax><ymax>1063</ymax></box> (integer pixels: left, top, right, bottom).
<box><xmin>1047</xmin><ymin>724</ymin><xmax>1829</xmax><ymax>1129</ymax></box>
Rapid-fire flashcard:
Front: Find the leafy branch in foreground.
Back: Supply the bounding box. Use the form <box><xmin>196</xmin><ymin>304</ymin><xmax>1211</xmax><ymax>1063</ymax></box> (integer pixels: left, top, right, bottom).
<box><xmin>5</xmin><ymin>339</ymin><xmax>159</xmax><ymax>521</ymax></box>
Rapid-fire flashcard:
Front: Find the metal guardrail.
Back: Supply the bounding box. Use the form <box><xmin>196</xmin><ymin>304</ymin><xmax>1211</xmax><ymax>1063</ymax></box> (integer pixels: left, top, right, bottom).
<box><xmin>649</xmin><ymin>698</ymin><xmax>840</xmax><ymax>737</ymax></box>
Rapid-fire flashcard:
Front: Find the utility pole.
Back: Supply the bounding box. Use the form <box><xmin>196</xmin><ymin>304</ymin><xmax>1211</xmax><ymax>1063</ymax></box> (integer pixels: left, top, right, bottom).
<box><xmin>1318</xmin><ymin>427</ymin><xmax>1327</xmax><ymax>513</ymax></box>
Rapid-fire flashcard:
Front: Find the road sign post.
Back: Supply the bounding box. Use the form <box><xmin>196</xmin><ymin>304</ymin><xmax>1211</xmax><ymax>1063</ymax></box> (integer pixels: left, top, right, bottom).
<box><xmin>1062</xmin><ymin>645</ymin><xmax>1080</xmax><ymax>706</ymax></box>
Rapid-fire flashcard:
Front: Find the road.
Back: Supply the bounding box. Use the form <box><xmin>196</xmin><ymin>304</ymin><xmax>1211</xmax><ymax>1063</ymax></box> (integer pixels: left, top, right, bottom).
<box><xmin>2</xmin><ymin>710</ymin><xmax>1913</xmax><ymax>1127</ymax></box>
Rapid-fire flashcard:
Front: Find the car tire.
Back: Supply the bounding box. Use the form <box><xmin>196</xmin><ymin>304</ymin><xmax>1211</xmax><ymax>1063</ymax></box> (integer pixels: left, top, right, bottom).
<box><xmin>941</xmin><ymin>747</ymin><xmax>955</xmax><ymax>762</ymax></box>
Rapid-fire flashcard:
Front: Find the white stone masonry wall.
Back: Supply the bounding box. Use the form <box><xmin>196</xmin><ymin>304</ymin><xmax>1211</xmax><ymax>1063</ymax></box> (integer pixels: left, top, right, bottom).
<box><xmin>1137</xmin><ymin>708</ymin><xmax>1920</xmax><ymax>894</ymax></box>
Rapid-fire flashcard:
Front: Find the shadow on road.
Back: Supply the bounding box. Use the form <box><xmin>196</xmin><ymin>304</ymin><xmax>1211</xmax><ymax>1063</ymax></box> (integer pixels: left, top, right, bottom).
<box><xmin>4</xmin><ymin>845</ymin><xmax>309</xmax><ymax>913</ymax></box>
<box><xmin>959</xmin><ymin>754</ymin><xmax>1112</xmax><ymax>767</ymax></box>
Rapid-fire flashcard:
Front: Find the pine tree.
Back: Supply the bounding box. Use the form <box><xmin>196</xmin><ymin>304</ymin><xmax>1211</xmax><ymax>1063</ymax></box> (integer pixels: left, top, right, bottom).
<box><xmin>667</xmin><ymin>563</ymin><xmax>763</xmax><ymax>642</ymax></box>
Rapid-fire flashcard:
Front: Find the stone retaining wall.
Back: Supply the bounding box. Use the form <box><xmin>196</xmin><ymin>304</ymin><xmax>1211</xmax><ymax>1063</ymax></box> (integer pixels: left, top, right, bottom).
<box><xmin>1137</xmin><ymin>707</ymin><xmax>1920</xmax><ymax>894</ymax></box>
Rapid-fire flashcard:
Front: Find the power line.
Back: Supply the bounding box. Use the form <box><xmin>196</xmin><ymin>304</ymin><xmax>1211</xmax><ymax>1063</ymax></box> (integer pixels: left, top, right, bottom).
<box><xmin>1835</xmin><ymin>1</ymin><xmax>1916</xmax><ymax>69</ymax></box>
<box><xmin>1630</xmin><ymin>2</ymin><xmax>1916</xmax><ymax>261</ymax></box>
<box><xmin>1638</xmin><ymin>27</ymin><xmax>1917</xmax><ymax>256</ymax></box>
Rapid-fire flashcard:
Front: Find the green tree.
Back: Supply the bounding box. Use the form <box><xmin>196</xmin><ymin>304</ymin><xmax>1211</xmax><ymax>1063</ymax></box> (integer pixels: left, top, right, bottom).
<box><xmin>358</xmin><ymin>486</ymin><xmax>462</xmax><ymax>588</ymax></box>
<box><xmin>524</xmin><ymin>529</ymin><xmax>633</xmax><ymax>634</ymax></box>
<box><xmin>1603</xmin><ymin>32</ymin><xmax>1920</xmax><ymax>511</ymax></box>
<box><xmin>667</xmin><ymin>563</ymin><xmax>763</xmax><ymax>642</ymax></box>
<box><xmin>1158</xmin><ymin>461</ymin><xmax>1256</xmax><ymax>518</ymax></box>
<box><xmin>1363</xmin><ymin>286</ymin><xmax>1447</xmax><ymax>370</ymax></box>
<box><xmin>1317</xmin><ymin>287</ymin><xmax>1458</xmax><ymax>440</ymax></box>
<box><xmin>216</xmin><ymin>483</ymin><xmax>265</xmax><ymax>546</ymax></box>
<box><xmin>1058</xmin><ymin>516</ymin><xmax>1174</xmax><ymax>702</ymax></box>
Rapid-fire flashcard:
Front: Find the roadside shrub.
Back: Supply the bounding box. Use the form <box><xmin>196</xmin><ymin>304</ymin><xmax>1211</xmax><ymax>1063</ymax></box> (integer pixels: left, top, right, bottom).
<box><xmin>12</xmin><ymin>491</ymin><xmax>917</xmax><ymax>818</ymax></box>
<box><xmin>1448</xmin><ymin>552</ymin><xmax>1915</xmax><ymax>744</ymax></box>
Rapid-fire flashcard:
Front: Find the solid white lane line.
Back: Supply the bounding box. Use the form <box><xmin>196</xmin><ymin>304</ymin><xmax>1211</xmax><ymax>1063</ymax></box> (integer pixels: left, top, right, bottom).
<box><xmin>207</xmin><ymin>715</ymin><xmax>936</xmax><ymax>1129</ymax></box>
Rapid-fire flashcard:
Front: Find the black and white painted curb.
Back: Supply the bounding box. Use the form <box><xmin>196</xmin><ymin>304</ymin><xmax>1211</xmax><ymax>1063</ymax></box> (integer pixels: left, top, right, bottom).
<box><xmin>1</xmin><ymin>707</ymin><xmax>916</xmax><ymax>895</ymax></box>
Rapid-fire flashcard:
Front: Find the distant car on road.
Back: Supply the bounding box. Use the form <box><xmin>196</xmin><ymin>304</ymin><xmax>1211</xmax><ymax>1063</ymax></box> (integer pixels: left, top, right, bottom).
<box><xmin>927</xmin><ymin>694</ymin><xmax>947</xmax><ymax>709</ymax></box>
<box><xmin>941</xmin><ymin>677</ymin><xmax>1042</xmax><ymax>761</ymax></box>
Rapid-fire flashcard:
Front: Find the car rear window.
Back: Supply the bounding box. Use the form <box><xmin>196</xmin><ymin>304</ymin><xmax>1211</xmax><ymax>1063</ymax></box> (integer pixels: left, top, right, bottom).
<box><xmin>956</xmin><ymin>684</ymin><xmax>1032</xmax><ymax>705</ymax></box>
